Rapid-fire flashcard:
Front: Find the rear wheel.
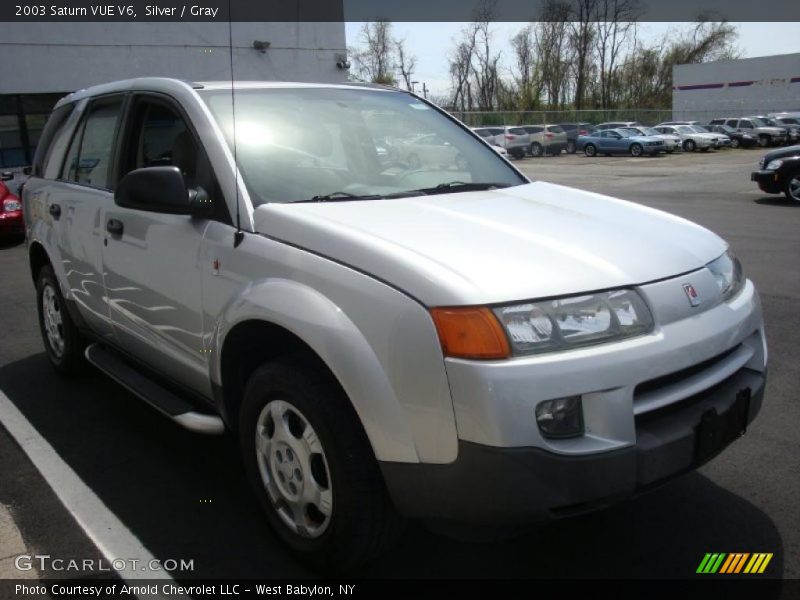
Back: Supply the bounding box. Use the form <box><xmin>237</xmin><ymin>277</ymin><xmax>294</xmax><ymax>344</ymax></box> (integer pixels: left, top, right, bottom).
<box><xmin>584</xmin><ymin>144</ymin><xmax>597</xmax><ymax>157</ymax></box>
<box><xmin>630</xmin><ymin>143</ymin><xmax>643</xmax><ymax>157</ymax></box>
<box><xmin>730</xmin><ymin>137</ymin><xmax>740</xmax><ymax>149</ymax></box>
<box><xmin>239</xmin><ymin>359</ymin><xmax>402</xmax><ymax>571</ymax></box>
<box><xmin>784</xmin><ymin>170</ymin><xmax>800</xmax><ymax>203</ymax></box>
<box><xmin>530</xmin><ymin>142</ymin><xmax>543</xmax><ymax>157</ymax></box>
<box><xmin>36</xmin><ymin>265</ymin><xmax>86</xmax><ymax>376</ymax></box>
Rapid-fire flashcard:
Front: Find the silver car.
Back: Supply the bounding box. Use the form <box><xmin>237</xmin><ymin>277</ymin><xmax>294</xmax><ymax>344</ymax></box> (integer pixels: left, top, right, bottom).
<box><xmin>24</xmin><ymin>78</ymin><xmax>767</xmax><ymax>570</ymax></box>
<box><xmin>622</xmin><ymin>126</ymin><xmax>682</xmax><ymax>153</ymax></box>
<box><xmin>655</xmin><ymin>124</ymin><xmax>717</xmax><ymax>152</ymax></box>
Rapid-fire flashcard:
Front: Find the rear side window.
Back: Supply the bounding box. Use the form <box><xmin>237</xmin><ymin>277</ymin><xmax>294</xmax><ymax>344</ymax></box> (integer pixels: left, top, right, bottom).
<box><xmin>61</xmin><ymin>97</ymin><xmax>124</xmax><ymax>189</ymax></box>
<box><xmin>489</xmin><ymin>128</ymin><xmax>504</xmax><ymax>135</ymax></box>
<box><xmin>559</xmin><ymin>124</ymin><xmax>576</xmax><ymax>131</ymax></box>
<box><xmin>547</xmin><ymin>126</ymin><xmax>564</xmax><ymax>133</ymax></box>
<box><xmin>508</xmin><ymin>127</ymin><xmax>526</xmax><ymax>135</ymax></box>
<box><xmin>525</xmin><ymin>126</ymin><xmax>543</xmax><ymax>134</ymax></box>
<box><xmin>32</xmin><ymin>102</ymin><xmax>75</xmax><ymax>178</ymax></box>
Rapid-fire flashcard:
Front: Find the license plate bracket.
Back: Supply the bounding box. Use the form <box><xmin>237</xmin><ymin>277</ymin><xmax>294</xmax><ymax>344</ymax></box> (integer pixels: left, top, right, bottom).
<box><xmin>694</xmin><ymin>387</ymin><xmax>751</xmax><ymax>464</ymax></box>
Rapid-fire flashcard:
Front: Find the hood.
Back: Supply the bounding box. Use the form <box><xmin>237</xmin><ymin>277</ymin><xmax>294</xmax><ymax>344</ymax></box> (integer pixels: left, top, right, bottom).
<box><xmin>254</xmin><ymin>182</ymin><xmax>727</xmax><ymax>306</ymax></box>
<box><xmin>761</xmin><ymin>144</ymin><xmax>800</xmax><ymax>162</ymax></box>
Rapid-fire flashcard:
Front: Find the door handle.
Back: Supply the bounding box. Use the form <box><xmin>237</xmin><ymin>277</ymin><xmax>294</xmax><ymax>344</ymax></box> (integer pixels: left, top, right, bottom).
<box><xmin>106</xmin><ymin>219</ymin><xmax>124</xmax><ymax>236</ymax></box>
<box><xmin>49</xmin><ymin>204</ymin><xmax>61</xmax><ymax>220</ymax></box>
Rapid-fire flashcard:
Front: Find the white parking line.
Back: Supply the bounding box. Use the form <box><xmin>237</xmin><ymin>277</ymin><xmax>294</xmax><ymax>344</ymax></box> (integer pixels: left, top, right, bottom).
<box><xmin>0</xmin><ymin>388</ymin><xmax>183</xmax><ymax>599</ymax></box>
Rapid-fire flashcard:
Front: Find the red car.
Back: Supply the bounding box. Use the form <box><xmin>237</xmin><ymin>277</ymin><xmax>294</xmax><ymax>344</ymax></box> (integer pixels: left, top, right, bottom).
<box><xmin>0</xmin><ymin>177</ymin><xmax>24</xmax><ymax>240</ymax></box>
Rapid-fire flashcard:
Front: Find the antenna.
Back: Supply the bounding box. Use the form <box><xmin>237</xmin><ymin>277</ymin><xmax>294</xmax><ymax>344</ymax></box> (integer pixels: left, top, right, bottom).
<box><xmin>228</xmin><ymin>0</ymin><xmax>245</xmax><ymax>248</ymax></box>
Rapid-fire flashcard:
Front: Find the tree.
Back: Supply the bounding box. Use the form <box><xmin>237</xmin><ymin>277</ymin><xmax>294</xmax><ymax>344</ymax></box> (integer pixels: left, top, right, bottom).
<box><xmin>593</xmin><ymin>0</ymin><xmax>642</xmax><ymax>109</ymax></box>
<box><xmin>568</xmin><ymin>0</ymin><xmax>598</xmax><ymax>110</ymax></box>
<box><xmin>349</xmin><ymin>21</ymin><xmax>397</xmax><ymax>85</ymax></box>
<box><xmin>396</xmin><ymin>39</ymin><xmax>417</xmax><ymax>91</ymax></box>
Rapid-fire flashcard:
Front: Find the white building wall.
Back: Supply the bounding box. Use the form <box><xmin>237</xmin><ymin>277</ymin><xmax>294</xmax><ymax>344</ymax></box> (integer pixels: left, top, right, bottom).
<box><xmin>673</xmin><ymin>53</ymin><xmax>800</xmax><ymax>120</ymax></box>
<box><xmin>0</xmin><ymin>22</ymin><xmax>348</xmax><ymax>94</ymax></box>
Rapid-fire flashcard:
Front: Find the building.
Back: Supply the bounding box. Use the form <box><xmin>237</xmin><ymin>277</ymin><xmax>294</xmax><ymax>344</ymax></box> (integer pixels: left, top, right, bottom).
<box><xmin>0</xmin><ymin>22</ymin><xmax>348</xmax><ymax>169</ymax></box>
<box><xmin>673</xmin><ymin>53</ymin><xmax>800</xmax><ymax>121</ymax></box>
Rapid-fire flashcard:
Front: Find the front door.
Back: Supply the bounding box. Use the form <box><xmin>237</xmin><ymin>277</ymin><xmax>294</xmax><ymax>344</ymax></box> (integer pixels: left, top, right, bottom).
<box><xmin>101</xmin><ymin>95</ymin><xmax>214</xmax><ymax>394</ymax></box>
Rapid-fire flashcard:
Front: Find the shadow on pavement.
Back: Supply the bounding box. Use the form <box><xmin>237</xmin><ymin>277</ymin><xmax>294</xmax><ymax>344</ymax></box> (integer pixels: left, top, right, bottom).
<box><xmin>0</xmin><ymin>353</ymin><xmax>785</xmax><ymax>581</ymax></box>
<box><xmin>754</xmin><ymin>196</ymin><xmax>797</xmax><ymax>207</ymax></box>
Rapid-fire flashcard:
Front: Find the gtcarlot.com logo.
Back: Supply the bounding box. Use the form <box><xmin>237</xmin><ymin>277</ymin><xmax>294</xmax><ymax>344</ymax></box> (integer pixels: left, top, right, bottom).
<box><xmin>696</xmin><ymin>552</ymin><xmax>773</xmax><ymax>574</ymax></box>
<box><xmin>15</xmin><ymin>555</ymin><xmax>194</xmax><ymax>573</ymax></box>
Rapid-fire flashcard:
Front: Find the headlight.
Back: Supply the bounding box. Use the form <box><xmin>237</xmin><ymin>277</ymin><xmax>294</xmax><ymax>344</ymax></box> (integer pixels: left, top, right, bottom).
<box><xmin>493</xmin><ymin>289</ymin><xmax>654</xmax><ymax>356</ymax></box>
<box><xmin>706</xmin><ymin>250</ymin><xmax>744</xmax><ymax>300</ymax></box>
<box><xmin>766</xmin><ymin>159</ymin><xmax>783</xmax><ymax>170</ymax></box>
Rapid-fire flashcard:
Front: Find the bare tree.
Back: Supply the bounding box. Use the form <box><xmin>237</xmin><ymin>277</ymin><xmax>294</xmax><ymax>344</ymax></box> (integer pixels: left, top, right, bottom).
<box><xmin>593</xmin><ymin>0</ymin><xmax>642</xmax><ymax>108</ymax></box>
<box><xmin>349</xmin><ymin>21</ymin><xmax>397</xmax><ymax>85</ymax></box>
<box><xmin>568</xmin><ymin>0</ymin><xmax>598</xmax><ymax>110</ymax></box>
<box><xmin>535</xmin><ymin>0</ymin><xmax>572</xmax><ymax>108</ymax></box>
<box><xmin>511</xmin><ymin>25</ymin><xmax>540</xmax><ymax>110</ymax></box>
<box><xmin>396</xmin><ymin>39</ymin><xmax>417</xmax><ymax>91</ymax></box>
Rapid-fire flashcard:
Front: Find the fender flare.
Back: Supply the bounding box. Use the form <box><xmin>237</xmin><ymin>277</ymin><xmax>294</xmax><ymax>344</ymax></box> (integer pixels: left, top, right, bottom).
<box><xmin>211</xmin><ymin>278</ymin><xmax>424</xmax><ymax>464</ymax></box>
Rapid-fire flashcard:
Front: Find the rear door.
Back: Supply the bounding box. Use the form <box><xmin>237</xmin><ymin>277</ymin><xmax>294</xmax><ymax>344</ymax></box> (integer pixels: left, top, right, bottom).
<box><xmin>101</xmin><ymin>93</ymin><xmax>220</xmax><ymax>394</ymax></box>
<box><xmin>52</xmin><ymin>95</ymin><xmax>126</xmax><ymax>339</ymax></box>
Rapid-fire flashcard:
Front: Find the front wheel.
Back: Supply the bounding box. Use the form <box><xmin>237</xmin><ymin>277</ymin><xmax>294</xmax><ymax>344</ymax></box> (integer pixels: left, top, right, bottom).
<box><xmin>684</xmin><ymin>139</ymin><xmax>696</xmax><ymax>152</ymax></box>
<box><xmin>584</xmin><ymin>144</ymin><xmax>597</xmax><ymax>157</ymax></box>
<box><xmin>785</xmin><ymin>170</ymin><xmax>800</xmax><ymax>203</ymax></box>
<box><xmin>530</xmin><ymin>142</ymin><xmax>543</xmax><ymax>157</ymax></box>
<box><xmin>630</xmin><ymin>143</ymin><xmax>643</xmax><ymax>157</ymax></box>
<box><xmin>36</xmin><ymin>265</ymin><xmax>86</xmax><ymax>376</ymax></box>
<box><xmin>730</xmin><ymin>137</ymin><xmax>740</xmax><ymax>149</ymax></box>
<box><xmin>758</xmin><ymin>135</ymin><xmax>770</xmax><ymax>148</ymax></box>
<box><xmin>239</xmin><ymin>359</ymin><xmax>402</xmax><ymax>571</ymax></box>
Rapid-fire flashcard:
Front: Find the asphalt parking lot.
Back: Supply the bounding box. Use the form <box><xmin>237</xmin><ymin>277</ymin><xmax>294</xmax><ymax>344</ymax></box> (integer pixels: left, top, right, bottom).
<box><xmin>0</xmin><ymin>148</ymin><xmax>798</xmax><ymax>583</ymax></box>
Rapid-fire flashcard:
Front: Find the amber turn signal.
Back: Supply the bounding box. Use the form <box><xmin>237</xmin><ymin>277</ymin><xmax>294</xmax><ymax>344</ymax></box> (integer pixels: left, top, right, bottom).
<box><xmin>430</xmin><ymin>306</ymin><xmax>511</xmax><ymax>360</ymax></box>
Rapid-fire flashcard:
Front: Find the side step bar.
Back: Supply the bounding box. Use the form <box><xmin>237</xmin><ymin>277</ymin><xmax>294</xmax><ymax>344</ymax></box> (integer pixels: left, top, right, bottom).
<box><xmin>84</xmin><ymin>343</ymin><xmax>225</xmax><ymax>435</ymax></box>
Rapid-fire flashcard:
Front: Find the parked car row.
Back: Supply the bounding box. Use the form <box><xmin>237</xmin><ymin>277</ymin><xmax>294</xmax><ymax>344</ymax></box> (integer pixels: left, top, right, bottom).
<box><xmin>471</xmin><ymin>116</ymin><xmax>787</xmax><ymax>161</ymax></box>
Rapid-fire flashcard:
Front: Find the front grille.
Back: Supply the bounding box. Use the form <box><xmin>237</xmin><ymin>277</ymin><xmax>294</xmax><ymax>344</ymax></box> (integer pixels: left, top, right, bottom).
<box><xmin>635</xmin><ymin>346</ymin><xmax>738</xmax><ymax>398</ymax></box>
<box><xmin>633</xmin><ymin>342</ymin><xmax>753</xmax><ymax>417</ymax></box>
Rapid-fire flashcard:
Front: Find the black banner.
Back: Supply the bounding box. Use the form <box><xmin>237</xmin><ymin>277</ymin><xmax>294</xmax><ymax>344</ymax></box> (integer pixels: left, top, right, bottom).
<box><xmin>1</xmin><ymin>0</ymin><xmax>799</xmax><ymax>22</ymax></box>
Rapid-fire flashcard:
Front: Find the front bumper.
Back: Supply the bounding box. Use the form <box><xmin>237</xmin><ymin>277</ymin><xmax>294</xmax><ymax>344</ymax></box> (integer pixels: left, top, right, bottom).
<box><xmin>381</xmin><ymin>368</ymin><xmax>764</xmax><ymax>522</ymax></box>
<box><xmin>0</xmin><ymin>211</ymin><xmax>24</xmax><ymax>237</ymax></box>
<box><xmin>381</xmin><ymin>272</ymin><xmax>767</xmax><ymax>522</ymax></box>
<box><xmin>751</xmin><ymin>170</ymin><xmax>781</xmax><ymax>193</ymax></box>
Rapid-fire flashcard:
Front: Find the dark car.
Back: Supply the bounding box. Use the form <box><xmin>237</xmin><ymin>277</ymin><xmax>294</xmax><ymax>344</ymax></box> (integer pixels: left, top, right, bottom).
<box><xmin>0</xmin><ymin>173</ymin><xmax>24</xmax><ymax>241</ymax></box>
<box><xmin>557</xmin><ymin>122</ymin><xmax>594</xmax><ymax>154</ymax></box>
<box><xmin>751</xmin><ymin>145</ymin><xmax>800</xmax><ymax>202</ymax></box>
<box><xmin>705</xmin><ymin>124</ymin><xmax>759</xmax><ymax>149</ymax></box>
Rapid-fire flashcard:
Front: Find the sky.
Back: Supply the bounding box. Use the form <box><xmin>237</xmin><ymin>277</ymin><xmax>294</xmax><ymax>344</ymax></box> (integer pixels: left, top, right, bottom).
<box><xmin>344</xmin><ymin>22</ymin><xmax>800</xmax><ymax>98</ymax></box>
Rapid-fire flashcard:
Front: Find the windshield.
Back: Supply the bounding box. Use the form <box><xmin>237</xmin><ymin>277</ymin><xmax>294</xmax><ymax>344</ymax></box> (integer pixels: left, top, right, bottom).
<box><xmin>199</xmin><ymin>87</ymin><xmax>524</xmax><ymax>205</ymax></box>
<box><xmin>677</xmin><ymin>126</ymin><xmax>694</xmax><ymax>134</ymax></box>
<box><xmin>641</xmin><ymin>127</ymin><xmax>660</xmax><ymax>136</ymax></box>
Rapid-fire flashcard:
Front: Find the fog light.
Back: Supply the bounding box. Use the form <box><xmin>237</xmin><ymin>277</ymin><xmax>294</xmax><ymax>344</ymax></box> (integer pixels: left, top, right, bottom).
<box><xmin>535</xmin><ymin>396</ymin><xmax>584</xmax><ymax>439</ymax></box>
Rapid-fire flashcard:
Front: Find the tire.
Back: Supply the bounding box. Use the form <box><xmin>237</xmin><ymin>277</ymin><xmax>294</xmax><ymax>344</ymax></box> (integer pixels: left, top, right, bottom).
<box><xmin>36</xmin><ymin>265</ymin><xmax>86</xmax><ymax>376</ymax></box>
<box><xmin>566</xmin><ymin>140</ymin><xmax>576</xmax><ymax>154</ymax></box>
<box><xmin>239</xmin><ymin>358</ymin><xmax>402</xmax><ymax>571</ymax></box>
<box><xmin>730</xmin><ymin>137</ymin><xmax>740</xmax><ymax>149</ymax></box>
<box><xmin>584</xmin><ymin>144</ymin><xmax>597</xmax><ymax>157</ymax></box>
<box><xmin>684</xmin><ymin>139</ymin><xmax>696</xmax><ymax>152</ymax></box>
<box><xmin>630</xmin><ymin>143</ymin><xmax>643</xmax><ymax>157</ymax></box>
<box><xmin>758</xmin><ymin>135</ymin><xmax>770</xmax><ymax>148</ymax></box>
<box><xmin>406</xmin><ymin>153</ymin><xmax>421</xmax><ymax>169</ymax></box>
<box><xmin>784</xmin><ymin>170</ymin><xmax>800</xmax><ymax>203</ymax></box>
<box><xmin>530</xmin><ymin>142</ymin><xmax>543</xmax><ymax>157</ymax></box>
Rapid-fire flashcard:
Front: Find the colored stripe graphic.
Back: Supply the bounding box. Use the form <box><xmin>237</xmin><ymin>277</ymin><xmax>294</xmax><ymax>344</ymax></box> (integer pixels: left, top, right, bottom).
<box><xmin>698</xmin><ymin>553</ymin><xmax>773</xmax><ymax>574</ymax></box>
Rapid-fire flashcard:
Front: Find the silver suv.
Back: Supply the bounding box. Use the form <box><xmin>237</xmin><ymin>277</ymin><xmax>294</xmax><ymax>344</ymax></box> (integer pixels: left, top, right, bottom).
<box><xmin>710</xmin><ymin>118</ymin><xmax>787</xmax><ymax>147</ymax></box>
<box><xmin>24</xmin><ymin>78</ymin><xmax>767</xmax><ymax>570</ymax></box>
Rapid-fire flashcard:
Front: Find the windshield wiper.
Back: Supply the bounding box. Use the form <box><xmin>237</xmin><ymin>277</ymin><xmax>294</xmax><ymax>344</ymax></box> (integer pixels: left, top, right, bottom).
<box><xmin>416</xmin><ymin>181</ymin><xmax>514</xmax><ymax>194</ymax></box>
<box><xmin>291</xmin><ymin>189</ymin><xmax>428</xmax><ymax>203</ymax></box>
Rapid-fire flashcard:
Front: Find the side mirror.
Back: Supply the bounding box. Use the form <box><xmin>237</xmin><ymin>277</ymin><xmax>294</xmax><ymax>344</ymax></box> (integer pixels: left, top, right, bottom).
<box><xmin>0</xmin><ymin>171</ymin><xmax>12</xmax><ymax>181</ymax></box>
<box><xmin>115</xmin><ymin>166</ymin><xmax>211</xmax><ymax>216</ymax></box>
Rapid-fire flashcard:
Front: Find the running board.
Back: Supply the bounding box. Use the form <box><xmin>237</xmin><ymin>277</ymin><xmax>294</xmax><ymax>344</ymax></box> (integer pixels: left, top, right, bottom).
<box><xmin>84</xmin><ymin>343</ymin><xmax>225</xmax><ymax>435</ymax></box>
